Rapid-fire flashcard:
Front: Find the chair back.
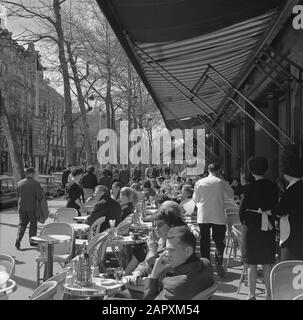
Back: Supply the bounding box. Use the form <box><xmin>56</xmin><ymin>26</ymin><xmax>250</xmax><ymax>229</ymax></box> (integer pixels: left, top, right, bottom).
<box><xmin>40</xmin><ymin>223</ymin><xmax>75</xmax><ymax>258</ymax></box>
<box><xmin>87</xmin><ymin>217</ymin><xmax>106</xmax><ymax>241</ymax></box>
<box><xmin>0</xmin><ymin>254</ymin><xmax>15</xmax><ymax>278</ymax></box>
<box><xmin>30</xmin><ymin>280</ymin><xmax>58</xmax><ymax>300</ymax></box>
<box><xmin>191</xmin><ymin>281</ymin><xmax>218</xmax><ymax>300</ymax></box>
<box><xmin>270</xmin><ymin>260</ymin><xmax>303</xmax><ymax>300</ymax></box>
<box><xmin>225</xmin><ymin>208</ymin><xmax>240</xmax><ymax>233</ymax></box>
<box><xmin>293</xmin><ymin>294</ymin><xmax>303</xmax><ymax>300</ymax></box>
<box><xmin>231</xmin><ymin>224</ymin><xmax>243</xmax><ymax>247</ymax></box>
<box><xmin>88</xmin><ymin>232</ymin><xmax>109</xmax><ymax>269</ymax></box>
<box><xmin>54</xmin><ymin>208</ymin><xmax>78</xmax><ymax>223</ymax></box>
<box><xmin>46</xmin><ymin>270</ymin><xmax>67</xmax><ymax>300</ymax></box>
<box><xmin>116</xmin><ymin>220</ymin><xmax>132</xmax><ymax>236</ymax></box>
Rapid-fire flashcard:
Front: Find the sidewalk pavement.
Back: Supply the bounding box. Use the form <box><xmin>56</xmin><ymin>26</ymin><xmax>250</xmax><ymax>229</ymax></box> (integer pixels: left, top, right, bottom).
<box><xmin>0</xmin><ymin>198</ymin><xmax>266</xmax><ymax>300</ymax></box>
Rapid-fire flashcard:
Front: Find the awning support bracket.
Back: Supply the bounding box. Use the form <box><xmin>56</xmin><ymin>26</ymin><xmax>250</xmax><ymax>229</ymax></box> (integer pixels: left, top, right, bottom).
<box><xmin>208</xmin><ymin>64</ymin><xmax>295</xmax><ymax>146</ymax></box>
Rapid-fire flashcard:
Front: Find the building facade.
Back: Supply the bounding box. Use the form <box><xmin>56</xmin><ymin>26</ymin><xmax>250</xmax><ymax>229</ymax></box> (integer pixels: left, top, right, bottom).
<box><xmin>0</xmin><ymin>27</ymin><xmax>66</xmax><ymax>175</ymax></box>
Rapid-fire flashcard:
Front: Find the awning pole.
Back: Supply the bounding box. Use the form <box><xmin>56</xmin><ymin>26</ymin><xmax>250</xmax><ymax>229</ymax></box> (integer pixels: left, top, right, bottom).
<box><xmin>134</xmin><ymin>49</ymin><xmax>239</xmax><ymax>158</ymax></box>
<box><xmin>206</xmin><ymin>74</ymin><xmax>286</xmax><ymax>149</ymax></box>
<box><xmin>261</xmin><ymin>49</ymin><xmax>299</xmax><ymax>82</ymax></box>
<box><xmin>165</xmin><ymin>108</ymin><xmax>218</xmax><ymax>161</ymax></box>
<box><xmin>191</xmin><ymin>65</ymin><xmax>210</xmax><ymax>95</ymax></box>
<box><xmin>208</xmin><ymin>64</ymin><xmax>295</xmax><ymax>145</ymax></box>
<box><xmin>197</xmin><ymin>115</ymin><xmax>240</xmax><ymax>159</ymax></box>
<box><xmin>131</xmin><ymin>42</ymin><xmax>218</xmax><ymax>116</ymax></box>
<box><xmin>254</xmin><ymin>61</ymin><xmax>285</xmax><ymax>90</ymax></box>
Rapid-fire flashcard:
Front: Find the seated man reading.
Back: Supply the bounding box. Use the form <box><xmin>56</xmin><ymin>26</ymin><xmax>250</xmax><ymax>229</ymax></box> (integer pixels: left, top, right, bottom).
<box><xmin>143</xmin><ymin>226</ymin><xmax>214</xmax><ymax>300</ymax></box>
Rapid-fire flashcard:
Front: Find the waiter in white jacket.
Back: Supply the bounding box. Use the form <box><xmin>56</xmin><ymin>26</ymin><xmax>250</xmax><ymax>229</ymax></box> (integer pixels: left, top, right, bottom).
<box><xmin>193</xmin><ymin>163</ymin><xmax>234</xmax><ymax>277</ymax></box>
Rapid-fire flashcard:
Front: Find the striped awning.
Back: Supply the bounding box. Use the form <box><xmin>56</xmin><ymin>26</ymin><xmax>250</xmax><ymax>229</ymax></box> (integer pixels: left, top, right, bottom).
<box><xmin>97</xmin><ymin>0</ymin><xmax>284</xmax><ymax>130</ymax></box>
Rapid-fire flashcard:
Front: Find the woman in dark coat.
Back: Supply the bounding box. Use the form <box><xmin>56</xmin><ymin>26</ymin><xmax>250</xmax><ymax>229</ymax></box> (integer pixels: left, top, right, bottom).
<box><xmin>275</xmin><ymin>152</ymin><xmax>303</xmax><ymax>261</ymax></box>
<box><xmin>66</xmin><ymin>168</ymin><xmax>86</xmax><ymax>216</ymax></box>
<box><xmin>239</xmin><ymin>157</ymin><xmax>279</xmax><ymax>300</ymax></box>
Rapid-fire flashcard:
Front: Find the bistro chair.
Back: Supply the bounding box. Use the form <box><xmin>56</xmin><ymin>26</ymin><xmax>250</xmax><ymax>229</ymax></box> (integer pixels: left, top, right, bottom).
<box><xmin>225</xmin><ymin>208</ymin><xmax>240</xmax><ymax>268</ymax></box>
<box><xmin>191</xmin><ymin>281</ymin><xmax>218</xmax><ymax>300</ymax></box>
<box><xmin>270</xmin><ymin>260</ymin><xmax>303</xmax><ymax>300</ymax></box>
<box><xmin>46</xmin><ymin>270</ymin><xmax>68</xmax><ymax>300</ymax></box>
<box><xmin>87</xmin><ymin>217</ymin><xmax>106</xmax><ymax>242</ymax></box>
<box><xmin>88</xmin><ymin>231</ymin><xmax>110</xmax><ymax>272</ymax></box>
<box><xmin>231</xmin><ymin>224</ymin><xmax>247</xmax><ymax>293</ymax></box>
<box><xmin>54</xmin><ymin>208</ymin><xmax>78</xmax><ymax>223</ymax></box>
<box><xmin>293</xmin><ymin>294</ymin><xmax>303</xmax><ymax>300</ymax></box>
<box><xmin>115</xmin><ymin>219</ymin><xmax>132</xmax><ymax>236</ymax></box>
<box><xmin>0</xmin><ymin>254</ymin><xmax>15</xmax><ymax>278</ymax></box>
<box><xmin>36</xmin><ymin>223</ymin><xmax>75</xmax><ymax>285</ymax></box>
<box><xmin>30</xmin><ymin>280</ymin><xmax>58</xmax><ymax>300</ymax></box>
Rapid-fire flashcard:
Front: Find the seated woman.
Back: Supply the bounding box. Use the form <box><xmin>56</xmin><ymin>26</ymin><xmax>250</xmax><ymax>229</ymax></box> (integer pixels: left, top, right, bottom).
<box><xmin>130</xmin><ymin>183</ymin><xmax>145</xmax><ymax>202</ymax></box>
<box><xmin>124</xmin><ymin>201</ymin><xmax>185</xmax><ymax>277</ymax></box>
<box><xmin>143</xmin><ymin>180</ymin><xmax>156</xmax><ymax>203</ymax></box>
<box><xmin>111</xmin><ymin>181</ymin><xmax>122</xmax><ymax>201</ymax></box>
<box><xmin>120</xmin><ymin>187</ymin><xmax>139</xmax><ymax>221</ymax></box>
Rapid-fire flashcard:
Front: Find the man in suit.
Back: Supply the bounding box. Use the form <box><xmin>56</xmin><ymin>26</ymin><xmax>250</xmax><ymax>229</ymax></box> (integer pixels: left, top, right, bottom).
<box><xmin>143</xmin><ymin>226</ymin><xmax>214</xmax><ymax>300</ymax></box>
<box><xmin>193</xmin><ymin>163</ymin><xmax>234</xmax><ymax>277</ymax></box>
<box><xmin>81</xmin><ymin>165</ymin><xmax>98</xmax><ymax>201</ymax></box>
<box><xmin>85</xmin><ymin>185</ymin><xmax>121</xmax><ymax>233</ymax></box>
<box><xmin>119</xmin><ymin>165</ymin><xmax>130</xmax><ymax>187</ymax></box>
<box><xmin>15</xmin><ymin>167</ymin><xmax>43</xmax><ymax>250</ymax></box>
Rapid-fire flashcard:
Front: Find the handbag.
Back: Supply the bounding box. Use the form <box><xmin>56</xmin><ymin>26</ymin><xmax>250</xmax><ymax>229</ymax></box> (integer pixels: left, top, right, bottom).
<box><xmin>35</xmin><ymin>192</ymin><xmax>49</xmax><ymax>224</ymax></box>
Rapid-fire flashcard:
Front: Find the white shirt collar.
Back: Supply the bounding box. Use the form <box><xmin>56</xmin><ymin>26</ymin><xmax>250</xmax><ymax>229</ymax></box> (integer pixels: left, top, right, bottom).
<box><xmin>287</xmin><ymin>178</ymin><xmax>301</xmax><ymax>189</ymax></box>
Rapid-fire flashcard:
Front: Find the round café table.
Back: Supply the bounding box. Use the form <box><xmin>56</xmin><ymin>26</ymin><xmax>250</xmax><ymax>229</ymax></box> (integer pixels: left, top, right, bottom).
<box><xmin>130</xmin><ymin>222</ymin><xmax>152</xmax><ymax>232</ymax></box>
<box><xmin>69</xmin><ymin>223</ymin><xmax>90</xmax><ymax>232</ymax></box>
<box><xmin>31</xmin><ymin>234</ymin><xmax>71</xmax><ymax>280</ymax></box>
<box><xmin>64</xmin><ymin>276</ymin><xmax>126</xmax><ymax>298</ymax></box>
<box><xmin>0</xmin><ymin>279</ymin><xmax>17</xmax><ymax>300</ymax></box>
<box><xmin>110</xmin><ymin>236</ymin><xmax>148</xmax><ymax>268</ymax></box>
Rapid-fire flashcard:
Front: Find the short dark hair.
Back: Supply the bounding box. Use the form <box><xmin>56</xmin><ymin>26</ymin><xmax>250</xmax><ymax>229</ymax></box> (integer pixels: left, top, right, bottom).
<box><xmin>167</xmin><ymin>226</ymin><xmax>196</xmax><ymax>252</ymax></box>
<box><xmin>281</xmin><ymin>152</ymin><xmax>303</xmax><ymax>178</ymax></box>
<box><xmin>87</xmin><ymin>165</ymin><xmax>95</xmax><ymax>173</ymax></box>
<box><xmin>67</xmin><ymin>164</ymin><xmax>72</xmax><ymax>168</ymax></box>
<box><xmin>182</xmin><ymin>184</ymin><xmax>194</xmax><ymax>197</ymax></box>
<box><xmin>154</xmin><ymin>206</ymin><xmax>185</xmax><ymax>227</ymax></box>
<box><xmin>25</xmin><ymin>167</ymin><xmax>35</xmax><ymax>175</ymax></box>
<box><xmin>247</xmin><ymin>157</ymin><xmax>268</xmax><ymax>176</ymax></box>
<box><xmin>143</xmin><ymin>180</ymin><xmax>151</xmax><ymax>188</ymax></box>
<box><xmin>208</xmin><ymin>163</ymin><xmax>221</xmax><ymax>173</ymax></box>
<box><xmin>71</xmin><ymin>168</ymin><xmax>84</xmax><ymax>177</ymax></box>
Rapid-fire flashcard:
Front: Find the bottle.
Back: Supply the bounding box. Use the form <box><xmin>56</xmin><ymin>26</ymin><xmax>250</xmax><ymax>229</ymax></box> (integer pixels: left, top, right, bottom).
<box><xmin>76</xmin><ymin>244</ymin><xmax>92</xmax><ymax>287</ymax></box>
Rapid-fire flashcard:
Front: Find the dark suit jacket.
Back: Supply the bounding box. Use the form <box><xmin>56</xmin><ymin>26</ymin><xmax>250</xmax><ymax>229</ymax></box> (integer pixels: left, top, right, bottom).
<box><xmin>62</xmin><ymin>168</ymin><xmax>71</xmax><ymax>188</ymax></box>
<box><xmin>82</xmin><ymin>172</ymin><xmax>98</xmax><ymax>189</ymax></box>
<box><xmin>275</xmin><ymin>180</ymin><xmax>303</xmax><ymax>259</ymax></box>
<box><xmin>86</xmin><ymin>194</ymin><xmax>121</xmax><ymax>232</ymax></box>
<box><xmin>17</xmin><ymin>177</ymin><xmax>43</xmax><ymax>212</ymax></box>
<box><xmin>143</xmin><ymin>256</ymin><xmax>214</xmax><ymax>300</ymax></box>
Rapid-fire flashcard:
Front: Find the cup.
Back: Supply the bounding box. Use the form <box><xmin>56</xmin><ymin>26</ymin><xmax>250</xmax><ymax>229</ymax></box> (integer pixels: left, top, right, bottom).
<box><xmin>0</xmin><ymin>271</ymin><xmax>9</xmax><ymax>289</ymax></box>
<box><xmin>115</xmin><ymin>267</ymin><xmax>124</xmax><ymax>283</ymax></box>
<box><xmin>106</xmin><ymin>267</ymin><xmax>116</xmax><ymax>279</ymax></box>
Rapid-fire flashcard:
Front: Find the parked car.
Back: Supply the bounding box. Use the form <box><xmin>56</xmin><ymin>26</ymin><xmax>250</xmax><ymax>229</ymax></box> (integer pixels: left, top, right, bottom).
<box><xmin>0</xmin><ymin>175</ymin><xmax>18</xmax><ymax>209</ymax></box>
<box><xmin>37</xmin><ymin>175</ymin><xmax>59</xmax><ymax>198</ymax></box>
<box><xmin>51</xmin><ymin>172</ymin><xmax>65</xmax><ymax>196</ymax></box>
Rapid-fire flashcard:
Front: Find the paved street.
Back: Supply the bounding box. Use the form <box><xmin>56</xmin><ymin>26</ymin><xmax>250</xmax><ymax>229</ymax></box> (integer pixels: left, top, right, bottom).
<box><xmin>0</xmin><ymin>198</ymin><xmax>266</xmax><ymax>300</ymax></box>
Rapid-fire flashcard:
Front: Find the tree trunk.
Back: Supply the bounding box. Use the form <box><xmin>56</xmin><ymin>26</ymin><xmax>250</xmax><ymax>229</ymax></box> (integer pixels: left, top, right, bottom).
<box><xmin>66</xmin><ymin>41</ymin><xmax>94</xmax><ymax>164</ymax></box>
<box><xmin>53</xmin><ymin>0</ymin><xmax>74</xmax><ymax>165</ymax></box>
<box><xmin>0</xmin><ymin>94</ymin><xmax>24</xmax><ymax>182</ymax></box>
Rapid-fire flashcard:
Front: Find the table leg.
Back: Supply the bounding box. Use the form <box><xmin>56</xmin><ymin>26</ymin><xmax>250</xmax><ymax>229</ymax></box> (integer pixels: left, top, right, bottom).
<box><xmin>46</xmin><ymin>243</ymin><xmax>54</xmax><ymax>279</ymax></box>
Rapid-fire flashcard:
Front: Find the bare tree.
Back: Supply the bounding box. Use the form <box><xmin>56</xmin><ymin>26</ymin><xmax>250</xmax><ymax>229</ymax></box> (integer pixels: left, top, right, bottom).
<box><xmin>4</xmin><ymin>0</ymin><xmax>75</xmax><ymax>165</ymax></box>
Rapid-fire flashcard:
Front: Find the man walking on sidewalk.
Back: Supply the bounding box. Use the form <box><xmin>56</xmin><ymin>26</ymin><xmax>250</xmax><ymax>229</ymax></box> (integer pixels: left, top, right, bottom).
<box><xmin>193</xmin><ymin>163</ymin><xmax>234</xmax><ymax>277</ymax></box>
<box><xmin>15</xmin><ymin>167</ymin><xmax>43</xmax><ymax>250</ymax></box>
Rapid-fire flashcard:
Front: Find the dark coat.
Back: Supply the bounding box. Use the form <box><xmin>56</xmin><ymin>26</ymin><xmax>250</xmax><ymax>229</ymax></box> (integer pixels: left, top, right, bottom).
<box><xmin>17</xmin><ymin>177</ymin><xmax>43</xmax><ymax>212</ymax></box>
<box><xmin>121</xmin><ymin>202</ymin><xmax>134</xmax><ymax>221</ymax></box>
<box><xmin>119</xmin><ymin>169</ymin><xmax>130</xmax><ymax>187</ymax></box>
<box><xmin>275</xmin><ymin>180</ymin><xmax>303</xmax><ymax>260</ymax></box>
<box><xmin>86</xmin><ymin>194</ymin><xmax>121</xmax><ymax>232</ymax></box>
<box><xmin>143</xmin><ymin>256</ymin><xmax>214</xmax><ymax>300</ymax></box>
<box><xmin>82</xmin><ymin>171</ymin><xmax>98</xmax><ymax>189</ymax></box>
<box><xmin>62</xmin><ymin>168</ymin><xmax>71</xmax><ymax>188</ymax></box>
<box><xmin>99</xmin><ymin>176</ymin><xmax>113</xmax><ymax>191</ymax></box>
